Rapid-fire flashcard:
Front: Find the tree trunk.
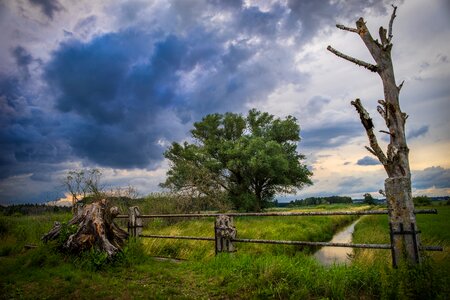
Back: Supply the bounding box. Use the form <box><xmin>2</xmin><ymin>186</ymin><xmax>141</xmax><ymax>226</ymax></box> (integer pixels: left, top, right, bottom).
<box><xmin>386</xmin><ymin>177</ymin><xmax>420</xmax><ymax>265</ymax></box>
<box><xmin>42</xmin><ymin>199</ymin><xmax>128</xmax><ymax>258</ymax></box>
<box><xmin>328</xmin><ymin>6</ymin><xmax>421</xmax><ymax>265</ymax></box>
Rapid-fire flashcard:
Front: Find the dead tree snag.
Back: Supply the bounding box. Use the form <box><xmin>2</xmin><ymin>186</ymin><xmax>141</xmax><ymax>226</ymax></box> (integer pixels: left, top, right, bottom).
<box><xmin>43</xmin><ymin>199</ymin><xmax>128</xmax><ymax>258</ymax></box>
<box><xmin>328</xmin><ymin>6</ymin><xmax>421</xmax><ymax>266</ymax></box>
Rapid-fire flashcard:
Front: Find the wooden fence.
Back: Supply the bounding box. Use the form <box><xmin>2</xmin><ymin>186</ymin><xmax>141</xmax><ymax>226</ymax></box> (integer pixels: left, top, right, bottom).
<box><xmin>116</xmin><ymin>208</ymin><xmax>443</xmax><ymax>267</ymax></box>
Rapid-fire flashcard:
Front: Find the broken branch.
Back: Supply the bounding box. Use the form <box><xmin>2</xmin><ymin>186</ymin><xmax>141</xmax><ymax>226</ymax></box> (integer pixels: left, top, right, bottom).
<box><xmin>365</xmin><ymin>146</ymin><xmax>378</xmax><ymax>157</ymax></box>
<box><xmin>351</xmin><ymin>99</ymin><xmax>388</xmax><ymax>165</ymax></box>
<box><xmin>379</xmin><ymin>26</ymin><xmax>388</xmax><ymax>47</ymax></box>
<box><xmin>327</xmin><ymin>46</ymin><xmax>378</xmax><ymax>72</ymax></box>
<box><xmin>336</xmin><ymin>24</ymin><xmax>358</xmax><ymax>33</ymax></box>
<box><xmin>388</xmin><ymin>5</ymin><xmax>398</xmax><ymax>43</ymax></box>
<box><xmin>398</xmin><ymin>80</ymin><xmax>404</xmax><ymax>91</ymax></box>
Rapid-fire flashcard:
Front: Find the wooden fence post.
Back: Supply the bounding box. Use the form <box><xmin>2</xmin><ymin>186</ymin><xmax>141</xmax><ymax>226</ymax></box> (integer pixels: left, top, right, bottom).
<box><xmin>128</xmin><ymin>206</ymin><xmax>142</xmax><ymax>237</ymax></box>
<box><xmin>215</xmin><ymin>215</ymin><xmax>236</xmax><ymax>254</ymax></box>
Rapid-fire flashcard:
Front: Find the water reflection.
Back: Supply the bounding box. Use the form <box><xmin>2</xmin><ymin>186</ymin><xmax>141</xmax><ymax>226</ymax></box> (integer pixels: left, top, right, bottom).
<box><xmin>314</xmin><ymin>219</ymin><xmax>360</xmax><ymax>266</ymax></box>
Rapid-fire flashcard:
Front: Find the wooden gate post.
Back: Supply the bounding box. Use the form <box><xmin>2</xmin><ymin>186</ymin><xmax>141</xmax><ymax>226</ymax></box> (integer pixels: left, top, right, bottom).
<box><xmin>215</xmin><ymin>215</ymin><xmax>236</xmax><ymax>254</ymax></box>
<box><xmin>386</xmin><ymin>177</ymin><xmax>421</xmax><ymax>267</ymax></box>
<box><xmin>128</xmin><ymin>206</ymin><xmax>142</xmax><ymax>237</ymax></box>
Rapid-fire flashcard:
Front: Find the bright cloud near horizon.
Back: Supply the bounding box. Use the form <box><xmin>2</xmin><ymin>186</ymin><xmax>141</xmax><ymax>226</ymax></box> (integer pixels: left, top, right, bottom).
<box><xmin>1</xmin><ymin>0</ymin><xmax>449</xmax><ymax>205</ymax></box>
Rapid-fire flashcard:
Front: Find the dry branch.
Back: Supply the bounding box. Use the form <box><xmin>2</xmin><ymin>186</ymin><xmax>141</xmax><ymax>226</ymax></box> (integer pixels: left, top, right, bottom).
<box><xmin>336</xmin><ymin>24</ymin><xmax>358</xmax><ymax>33</ymax></box>
<box><xmin>388</xmin><ymin>5</ymin><xmax>398</xmax><ymax>43</ymax></box>
<box><xmin>351</xmin><ymin>99</ymin><xmax>388</xmax><ymax>165</ymax></box>
<box><xmin>327</xmin><ymin>46</ymin><xmax>378</xmax><ymax>72</ymax></box>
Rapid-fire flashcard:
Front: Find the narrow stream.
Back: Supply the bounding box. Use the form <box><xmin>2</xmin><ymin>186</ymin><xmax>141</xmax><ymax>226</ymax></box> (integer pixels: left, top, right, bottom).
<box><xmin>314</xmin><ymin>218</ymin><xmax>360</xmax><ymax>266</ymax></box>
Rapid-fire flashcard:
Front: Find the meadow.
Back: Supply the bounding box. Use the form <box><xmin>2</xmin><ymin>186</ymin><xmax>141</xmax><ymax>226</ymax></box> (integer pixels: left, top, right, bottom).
<box><xmin>0</xmin><ymin>203</ymin><xmax>448</xmax><ymax>299</ymax></box>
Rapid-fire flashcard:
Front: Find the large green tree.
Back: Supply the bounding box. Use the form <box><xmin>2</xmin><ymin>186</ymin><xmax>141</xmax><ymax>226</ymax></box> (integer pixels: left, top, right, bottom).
<box><xmin>161</xmin><ymin>109</ymin><xmax>312</xmax><ymax>211</ymax></box>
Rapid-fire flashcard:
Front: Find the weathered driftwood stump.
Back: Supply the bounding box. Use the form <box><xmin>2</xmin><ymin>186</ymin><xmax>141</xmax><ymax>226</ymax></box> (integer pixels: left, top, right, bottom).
<box><xmin>42</xmin><ymin>199</ymin><xmax>128</xmax><ymax>257</ymax></box>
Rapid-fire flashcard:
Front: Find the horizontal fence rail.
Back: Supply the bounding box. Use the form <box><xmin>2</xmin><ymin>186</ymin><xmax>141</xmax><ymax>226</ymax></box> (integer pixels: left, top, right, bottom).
<box><xmin>138</xmin><ymin>235</ymin><xmax>443</xmax><ymax>251</ymax></box>
<box><xmin>121</xmin><ymin>207</ymin><xmax>444</xmax><ymax>267</ymax></box>
<box><xmin>141</xmin><ymin>234</ymin><xmax>215</xmax><ymax>241</ymax></box>
<box><xmin>116</xmin><ymin>209</ymin><xmax>437</xmax><ymax>219</ymax></box>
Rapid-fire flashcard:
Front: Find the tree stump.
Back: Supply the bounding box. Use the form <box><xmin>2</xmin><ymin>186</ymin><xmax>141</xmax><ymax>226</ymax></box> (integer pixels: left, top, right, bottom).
<box><xmin>42</xmin><ymin>199</ymin><xmax>128</xmax><ymax>257</ymax></box>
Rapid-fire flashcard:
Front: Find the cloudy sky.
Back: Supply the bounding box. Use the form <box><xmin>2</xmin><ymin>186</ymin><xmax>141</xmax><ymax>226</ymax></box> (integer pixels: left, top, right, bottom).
<box><xmin>1</xmin><ymin>0</ymin><xmax>449</xmax><ymax>205</ymax></box>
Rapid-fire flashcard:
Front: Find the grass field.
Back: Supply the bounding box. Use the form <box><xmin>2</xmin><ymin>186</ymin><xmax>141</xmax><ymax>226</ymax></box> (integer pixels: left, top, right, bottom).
<box><xmin>140</xmin><ymin>204</ymin><xmax>363</xmax><ymax>260</ymax></box>
<box><xmin>0</xmin><ymin>204</ymin><xmax>448</xmax><ymax>299</ymax></box>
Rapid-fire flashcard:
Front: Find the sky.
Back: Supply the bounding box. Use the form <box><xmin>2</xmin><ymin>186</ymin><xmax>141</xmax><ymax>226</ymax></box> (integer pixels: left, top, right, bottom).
<box><xmin>0</xmin><ymin>0</ymin><xmax>449</xmax><ymax>205</ymax></box>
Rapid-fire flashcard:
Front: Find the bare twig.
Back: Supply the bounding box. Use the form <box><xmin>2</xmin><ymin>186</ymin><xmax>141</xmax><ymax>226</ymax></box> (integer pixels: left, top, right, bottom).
<box><xmin>365</xmin><ymin>146</ymin><xmax>378</xmax><ymax>157</ymax></box>
<box><xmin>398</xmin><ymin>80</ymin><xmax>404</xmax><ymax>91</ymax></box>
<box><xmin>387</xmin><ymin>5</ymin><xmax>397</xmax><ymax>43</ymax></box>
<box><xmin>327</xmin><ymin>46</ymin><xmax>378</xmax><ymax>72</ymax></box>
<box><xmin>379</xmin><ymin>130</ymin><xmax>392</xmax><ymax>136</ymax></box>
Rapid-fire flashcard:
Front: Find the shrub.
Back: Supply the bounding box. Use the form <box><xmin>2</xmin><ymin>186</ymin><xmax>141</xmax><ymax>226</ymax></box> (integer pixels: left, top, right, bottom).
<box><xmin>413</xmin><ymin>195</ymin><xmax>432</xmax><ymax>206</ymax></box>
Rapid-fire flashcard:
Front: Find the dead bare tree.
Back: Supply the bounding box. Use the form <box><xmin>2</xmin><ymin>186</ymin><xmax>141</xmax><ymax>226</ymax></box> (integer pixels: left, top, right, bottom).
<box><xmin>328</xmin><ymin>6</ymin><xmax>421</xmax><ymax>265</ymax></box>
<box><xmin>63</xmin><ymin>168</ymin><xmax>104</xmax><ymax>212</ymax></box>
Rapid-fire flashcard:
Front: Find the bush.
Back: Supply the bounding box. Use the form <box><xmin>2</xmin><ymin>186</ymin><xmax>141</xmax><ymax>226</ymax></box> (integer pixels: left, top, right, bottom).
<box><xmin>413</xmin><ymin>195</ymin><xmax>432</xmax><ymax>206</ymax></box>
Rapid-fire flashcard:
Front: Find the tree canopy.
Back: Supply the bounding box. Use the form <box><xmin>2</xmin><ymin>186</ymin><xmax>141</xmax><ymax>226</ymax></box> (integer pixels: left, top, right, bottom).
<box><xmin>161</xmin><ymin>109</ymin><xmax>312</xmax><ymax>211</ymax></box>
<box><xmin>363</xmin><ymin>193</ymin><xmax>376</xmax><ymax>205</ymax></box>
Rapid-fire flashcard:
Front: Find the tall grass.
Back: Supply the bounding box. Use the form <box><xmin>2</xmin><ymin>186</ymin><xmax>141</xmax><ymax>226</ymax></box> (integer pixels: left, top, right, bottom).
<box><xmin>141</xmin><ymin>210</ymin><xmax>360</xmax><ymax>260</ymax></box>
<box><xmin>0</xmin><ymin>212</ymin><xmax>71</xmax><ymax>256</ymax></box>
<box><xmin>352</xmin><ymin>206</ymin><xmax>450</xmax><ymax>299</ymax></box>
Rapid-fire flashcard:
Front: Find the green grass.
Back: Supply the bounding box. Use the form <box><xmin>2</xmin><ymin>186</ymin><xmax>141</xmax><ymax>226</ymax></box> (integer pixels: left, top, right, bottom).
<box><xmin>0</xmin><ymin>204</ymin><xmax>448</xmax><ymax>299</ymax></box>
<box><xmin>0</xmin><ymin>212</ymin><xmax>71</xmax><ymax>256</ymax></box>
<box><xmin>352</xmin><ymin>205</ymin><xmax>450</xmax><ymax>266</ymax></box>
<box><xmin>141</xmin><ymin>206</ymin><xmax>363</xmax><ymax>259</ymax></box>
<box><xmin>352</xmin><ymin>205</ymin><xmax>450</xmax><ymax>299</ymax></box>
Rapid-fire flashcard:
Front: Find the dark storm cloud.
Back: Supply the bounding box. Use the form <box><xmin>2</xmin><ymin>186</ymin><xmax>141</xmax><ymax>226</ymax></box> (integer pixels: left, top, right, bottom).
<box><xmin>337</xmin><ymin>176</ymin><xmax>384</xmax><ymax>195</ymax></box>
<box><xmin>237</xmin><ymin>5</ymin><xmax>285</xmax><ymax>37</ymax></box>
<box><xmin>0</xmin><ymin>73</ymin><xmax>72</xmax><ymax>182</ymax></box>
<box><xmin>300</xmin><ymin>121</ymin><xmax>362</xmax><ymax>149</ymax></box>
<box><xmin>339</xmin><ymin>176</ymin><xmax>364</xmax><ymax>189</ymax></box>
<box><xmin>407</xmin><ymin>125</ymin><xmax>429</xmax><ymax>139</ymax></box>
<box><xmin>1</xmin><ymin>0</ymin><xmax>412</xmax><ymax>204</ymax></box>
<box><xmin>43</xmin><ymin>29</ymin><xmax>221</xmax><ymax>168</ymax></box>
<box><xmin>305</xmin><ymin>96</ymin><xmax>331</xmax><ymax>115</ymax></box>
<box><xmin>207</xmin><ymin>0</ymin><xmax>243</xmax><ymax>10</ymax></box>
<box><xmin>412</xmin><ymin>166</ymin><xmax>450</xmax><ymax>189</ymax></box>
<box><xmin>357</xmin><ymin>156</ymin><xmax>380</xmax><ymax>166</ymax></box>
<box><xmin>287</xmin><ymin>0</ymin><xmax>391</xmax><ymax>41</ymax></box>
<box><xmin>11</xmin><ymin>46</ymin><xmax>33</xmax><ymax>77</ymax></box>
<box><xmin>43</xmin><ymin>2</ymin><xmax>308</xmax><ymax>169</ymax></box>
<box><xmin>28</xmin><ymin>0</ymin><xmax>63</xmax><ymax>19</ymax></box>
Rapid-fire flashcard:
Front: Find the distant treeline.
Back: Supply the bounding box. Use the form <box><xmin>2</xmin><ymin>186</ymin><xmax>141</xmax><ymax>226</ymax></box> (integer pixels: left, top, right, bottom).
<box><xmin>288</xmin><ymin>196</ymin><xmax>352</xmax><ymax>207</ymax></box>
<box><xmin>0</xmin><ymin>204</ymin><xmax>71</xmax><ymax>216</ymax></box>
